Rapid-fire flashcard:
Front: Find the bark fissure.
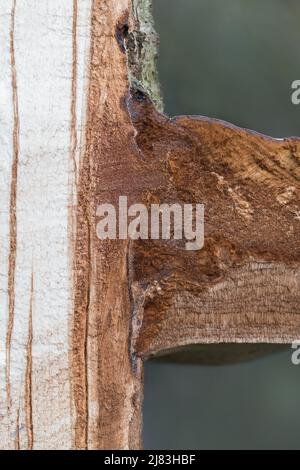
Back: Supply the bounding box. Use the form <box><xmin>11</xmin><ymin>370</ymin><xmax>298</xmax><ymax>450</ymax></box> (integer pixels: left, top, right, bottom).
<box><xmin>25</xmin><ymin>273</ymin><xmax>34</xmax><ymax>451</ymax></box>
<box><xmin>71</xmin><ymin>0</ymin><xmax>78</xmax><ymax>182</ymax></box>
<box><xmin>6</xmin><ymin>0</ymin><xmax>19</xmax><ymax>408</ymax></box>
<box><xmin>15</xmin><ymin>408</ymin><xmax>20</xmax><ymax>450</ymax></box>
<box><xmin>71</xmin><ymin>0</ymin><xmax>93</xmax><ymax>447</ymax></box>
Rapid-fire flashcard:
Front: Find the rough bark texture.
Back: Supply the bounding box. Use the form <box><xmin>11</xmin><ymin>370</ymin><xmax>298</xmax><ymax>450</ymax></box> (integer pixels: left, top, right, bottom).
<box><xmin>0</xmin><ymin>0</ymin><xmax>299</xmax><ymax>451</ymax></box>
<box><xmin>72</xmin><ymin>0</ymin><xmax>145</xmax><ymax>450</ymax></box>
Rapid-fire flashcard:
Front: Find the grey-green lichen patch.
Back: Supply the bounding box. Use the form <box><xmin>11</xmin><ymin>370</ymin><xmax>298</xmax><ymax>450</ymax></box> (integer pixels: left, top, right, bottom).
<box><xmin>127</xmin><ymin>0</ymin><xmax>163</xmax><ymax>112</ymax></box>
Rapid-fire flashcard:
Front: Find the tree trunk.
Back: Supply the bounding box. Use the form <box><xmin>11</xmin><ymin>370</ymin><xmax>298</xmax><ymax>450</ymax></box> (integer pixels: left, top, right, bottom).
<box><xmin>0</xmin><ymin>0</ymin><xmax>299</xmax><ymax>450</ymax></box>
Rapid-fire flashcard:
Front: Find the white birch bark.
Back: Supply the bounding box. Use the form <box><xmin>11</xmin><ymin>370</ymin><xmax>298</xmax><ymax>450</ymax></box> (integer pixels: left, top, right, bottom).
<box><xmin>0</xmin><ymin>0</ymin><xmax>92</xmax><ymax>450</ymax></box>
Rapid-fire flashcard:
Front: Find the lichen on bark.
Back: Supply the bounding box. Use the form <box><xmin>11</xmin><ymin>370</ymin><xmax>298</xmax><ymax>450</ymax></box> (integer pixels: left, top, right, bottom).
<box><xmin>128</xmin><ymin>0</ymin><xmax>163</xmax><ymax>112</ymax></box>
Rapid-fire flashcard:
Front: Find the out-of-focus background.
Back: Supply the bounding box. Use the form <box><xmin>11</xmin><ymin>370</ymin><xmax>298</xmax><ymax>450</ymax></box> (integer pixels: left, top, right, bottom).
<box><xmin>143</xmin><ymin>0</ymin><xmax>300</xmax><ymax>450</ymax></box>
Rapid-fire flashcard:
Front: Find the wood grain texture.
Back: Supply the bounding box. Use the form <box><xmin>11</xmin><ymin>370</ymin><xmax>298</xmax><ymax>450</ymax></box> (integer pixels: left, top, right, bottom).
<box><xmin>72</xmin><ymin>0</ymin><xmax>145</xmax><ymax>450</ymax></box>
<box><xmin>0</xmin><ymin>0</ymin><xmax>299</xmax><ymax>451</ymax></box>
<box><xmin>127</xmin><ymin>102</ymin><xmax>300</xmax><ymax>359</ymax></box>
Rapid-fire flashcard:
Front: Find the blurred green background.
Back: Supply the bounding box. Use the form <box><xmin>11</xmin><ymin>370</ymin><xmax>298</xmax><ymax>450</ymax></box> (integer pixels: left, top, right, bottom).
<box><xmin>153</xmin><ymin>0</ymin><xmax>300</xmax><ymax>136</ymax></box>
<box><xmin>143</xmin><ymin>0</ymin><xmax>300</xmax><ymax>450</ymax></box>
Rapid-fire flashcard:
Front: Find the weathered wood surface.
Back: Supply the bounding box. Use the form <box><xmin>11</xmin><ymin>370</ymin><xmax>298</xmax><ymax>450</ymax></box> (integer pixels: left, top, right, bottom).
<box><xmin>130</xmin><ymin>102</ymin><xmax>300</xmax><ymax>359</ymax></box>
<box><xmin>0</xmin><ymin>0</ymin><xmax>299</xmax><ymax>450</ymax></box>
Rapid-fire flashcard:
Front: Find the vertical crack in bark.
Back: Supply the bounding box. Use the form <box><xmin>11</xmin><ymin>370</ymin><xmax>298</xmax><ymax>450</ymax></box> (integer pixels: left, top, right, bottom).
<box><xmin>68</xmin><ymin>0</ymin><xmax>81</xmax><ymax>446</ymax></box>
<box><xmin>70</xmin><ymin>0</ymin><xmax>78</xmax><ymax>182</ymax></box>
<box><xmin>25</xmin><ymin>273</ymin><xmax>34</xmax><ymax>451</ymax></box>
<box><xmin>83</xmin><ymin>218</ymin><xmax>91</xmax><ymax>449</ymax></box>
<box><xmin>15</xmin><ymin>408</ymin><xmax>20</xmax><ymax>450</ymax></box>
<box><xmin>72</xmin><ymin>207</ymin><xmax>90</xmax><ymax>450</ymax></box>
<box><xmin>6</xmin><ymin>0</ymin><xmax>19</xmax><ymax>408</ymax></box>
<box><xmin>127</xmin><ymin>243</ymin><xmax>144</xmax><ymax>376</ymax></box>
<box><xmin>71</xmin><ymin>0</ymin><xmax>93</xmax><ymax>450</ymax></box>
